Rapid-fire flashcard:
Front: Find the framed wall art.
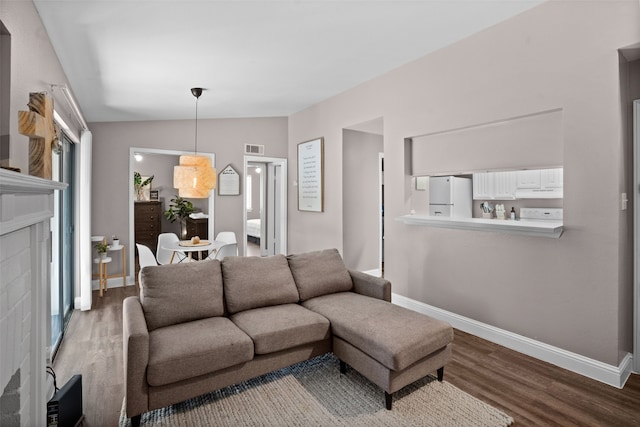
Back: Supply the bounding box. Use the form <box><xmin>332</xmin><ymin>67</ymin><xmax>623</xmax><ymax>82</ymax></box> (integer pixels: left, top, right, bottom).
<box><xmin>297</xmin><ymin>137</ymin><xmax>324</xmax><ymax>212</ymax></box>
<box><xmin>218</xmin><ymin>164</ymin><xmax>240</xmax><ymax>196</ymax></box>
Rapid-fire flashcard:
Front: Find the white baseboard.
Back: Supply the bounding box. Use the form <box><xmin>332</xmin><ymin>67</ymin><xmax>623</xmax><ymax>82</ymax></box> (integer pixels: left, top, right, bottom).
<box><xmin>91</xmin><ymin>276</ymin><xmax>135</xmax><ymax>290</ymax></box>
<box><xmin>392</xmin><ymin>293</ymin><xmax>633</xmax><ymax>389</ymax></box>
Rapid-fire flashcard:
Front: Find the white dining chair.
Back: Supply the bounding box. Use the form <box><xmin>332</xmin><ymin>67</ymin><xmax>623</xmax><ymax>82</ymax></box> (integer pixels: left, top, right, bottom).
<box><xmin>156</xmin><ymin>233</ymin><xmax>188</xmax><ymax>264</ymax></box>
<box><xmin>208</xmin><ymin>242</ymin><xmax>238</xmax><ymax>260</ymax></box>
<box><xmin>215</xmin><ymin>231</ymin><xmax>237</xmax><ymax>244</ymax></box>
<box><xmin>136</xmin><ymin>243</ymin><xmax>158</xmax><ymax>284</ymax></box>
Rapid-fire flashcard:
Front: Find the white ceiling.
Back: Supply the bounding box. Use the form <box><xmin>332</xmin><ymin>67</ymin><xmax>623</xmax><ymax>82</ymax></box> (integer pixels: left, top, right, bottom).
<box><xmin>34</xmin><ymin>0</ymin><xmax>544</xmax><ymax>123</ymax></box>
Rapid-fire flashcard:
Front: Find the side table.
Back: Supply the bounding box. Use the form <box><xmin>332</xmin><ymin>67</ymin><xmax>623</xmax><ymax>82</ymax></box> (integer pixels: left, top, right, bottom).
<box><xmin>91</xmin><ymin>239</ymin><xmax>127</xmax><ymax>297</ymax></box>
<box><xmin>106</xmin><ymin>244</ymin><xmax>127</xmax><ymax>287</ymax></box>
<box><xmin>93</xmin><ymin>256</ymin><xmax>112</xmax><ymax>297</ymax></box>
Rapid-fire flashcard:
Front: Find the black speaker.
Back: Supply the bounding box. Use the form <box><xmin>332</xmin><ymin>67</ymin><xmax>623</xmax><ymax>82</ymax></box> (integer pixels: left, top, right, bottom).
<box><xmin>47</xmin><ymin>374</ymin><xmax>83</xmax><ymax>427</ymax></box>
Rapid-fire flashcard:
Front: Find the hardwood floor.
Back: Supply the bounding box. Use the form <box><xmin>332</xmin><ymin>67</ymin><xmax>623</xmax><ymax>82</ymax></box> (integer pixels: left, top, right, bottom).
<box><xmin>53</xmin><ymin>286</ymin><xmax>139</xmax><ymax>426</ymax></box>
<box><xmin>53</xmin><ymin>286</ymin><xmax>640</xmax><ymax>426</ymax></box>
<box><xmin>246</xmin><ymin>240</ymin><xmax>261</xmax><ymax>256</ymax></box>
<box><xmin>446</xmin><ymin>332</ymin><xmax>640</xmax><ymax>426</ymax></box>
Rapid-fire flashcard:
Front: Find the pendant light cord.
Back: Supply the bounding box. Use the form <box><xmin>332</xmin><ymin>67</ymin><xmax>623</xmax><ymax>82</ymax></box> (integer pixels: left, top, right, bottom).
<box><xmin>190</xmin><ymin>87</ymin><xmax>203</xmax><ymax>156</ymax></box>
<box><xmin>194</xmin><ymin>95</ymin><xmax>199</xmax><ymax>156</ymax></box>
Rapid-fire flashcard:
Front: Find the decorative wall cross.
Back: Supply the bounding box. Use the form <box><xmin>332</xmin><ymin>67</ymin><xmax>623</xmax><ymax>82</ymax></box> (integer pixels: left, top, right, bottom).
<box><xmin>18</xmin><ymin>92</ymin><xmax>58</xmax><ymax>179</ymax></box>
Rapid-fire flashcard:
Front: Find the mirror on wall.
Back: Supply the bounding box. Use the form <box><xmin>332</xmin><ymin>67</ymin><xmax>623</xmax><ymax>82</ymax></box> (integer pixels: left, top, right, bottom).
<box><xmin>128</xmin><ymin>147</ymin><xmax>215</xmax><ymax>278</ymax></box>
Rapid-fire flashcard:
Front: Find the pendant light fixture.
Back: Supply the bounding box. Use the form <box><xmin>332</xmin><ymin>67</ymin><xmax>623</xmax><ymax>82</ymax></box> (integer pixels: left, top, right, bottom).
<box><xmin>173</xmin><ymin>87</ymin><xmax>216</xmax><ymax>198</ymax></box>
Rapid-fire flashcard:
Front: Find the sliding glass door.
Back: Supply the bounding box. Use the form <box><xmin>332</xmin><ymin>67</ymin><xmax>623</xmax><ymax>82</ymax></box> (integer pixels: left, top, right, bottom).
<box><xmin>51</xmin><ymin>132</ymin><xmax>75</xmax><ymax>357</ymax></box>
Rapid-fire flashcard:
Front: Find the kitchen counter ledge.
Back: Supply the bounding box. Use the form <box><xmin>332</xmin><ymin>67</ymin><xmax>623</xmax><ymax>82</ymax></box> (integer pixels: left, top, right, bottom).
<box><xmin>395</xmin><ymin>214</ymin><xmax>563</xmax><ymax>238</ymax></box>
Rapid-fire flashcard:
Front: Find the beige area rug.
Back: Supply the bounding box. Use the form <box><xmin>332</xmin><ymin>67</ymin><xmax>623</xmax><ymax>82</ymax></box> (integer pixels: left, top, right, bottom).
<box><xmin>120</xmin><ymin>354</ymin><xmax>513</xmax><ymax>426</ymax></box>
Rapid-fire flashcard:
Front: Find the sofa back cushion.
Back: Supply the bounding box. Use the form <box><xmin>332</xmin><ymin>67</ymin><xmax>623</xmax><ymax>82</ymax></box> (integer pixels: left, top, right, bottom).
<box><xmin>140</xmin><ymin>260</ymin><xmax>224</xmax><ymax>331</ymax></box>
<box><xmin>287</xmin><ymin>248</ymin><xmax>353</xmax><ymax>301</ymax></box>
<box><xmin>222</xmin><ymin>255</ymin><xmax>299</xmax><ymax>314</ymax></box>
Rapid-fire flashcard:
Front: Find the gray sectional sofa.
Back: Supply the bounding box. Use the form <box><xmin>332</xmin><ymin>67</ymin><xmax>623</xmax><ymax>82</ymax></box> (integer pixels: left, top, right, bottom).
<box><xmin>123</xmin><ymin>249</ymin><xmax>453</xmax><ymax>426</ymax></box>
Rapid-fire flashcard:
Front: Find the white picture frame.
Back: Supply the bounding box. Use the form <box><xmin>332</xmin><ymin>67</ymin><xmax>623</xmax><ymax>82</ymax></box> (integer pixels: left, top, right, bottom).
<box><xmin>297</xmin><ymin>137</ymin><xmax>324</xmax><ymax>212</ymax></box>
<box><xmin>218</xmin><ymin>164</ymin><xmax>240</xmax><ymax>196</ymax></box>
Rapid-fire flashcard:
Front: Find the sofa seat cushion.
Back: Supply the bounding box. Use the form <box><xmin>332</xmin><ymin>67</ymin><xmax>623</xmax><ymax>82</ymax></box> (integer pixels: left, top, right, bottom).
<box><xmin>287</xmin><ymin>249</ymin><xmax>353</xmax><ymax>301</ymax></box>
<box><xmin>147</xmin><ymin>317</ymin><xmax>253</xmax><ymax>387</ymax></box>
<box><xmin>140</xmin><ymin>260</ymin><xmax>224</xmax><ymax>331</ymax></box>
<box><xmin>230</xmin><ymin>304</ymin><xmax>330</xmax><ymax>355</ymax></box>
<box><xmin>222</xmin><ymin>255</ymin><xmax>300</xmax><ymax>314</ymax></box>
<box><xmin>302</xmin><ymin>292</ymin><xmax>453</xmax><ymax>372</ymax></box>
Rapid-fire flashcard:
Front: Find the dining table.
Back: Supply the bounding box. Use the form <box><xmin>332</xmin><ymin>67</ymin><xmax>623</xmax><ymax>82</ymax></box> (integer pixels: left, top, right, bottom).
<box><xmin>162</xmin><ymin>239</ymin><xmax>224</xmax><ymax>263</ymax></box>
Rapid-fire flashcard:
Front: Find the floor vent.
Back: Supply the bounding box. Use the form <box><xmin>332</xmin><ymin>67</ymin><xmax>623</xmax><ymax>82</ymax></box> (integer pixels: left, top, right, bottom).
<box><xmin>245</xmin><ymin>144</ymin><xmax>265</xmax><ymax>155</ymax></box>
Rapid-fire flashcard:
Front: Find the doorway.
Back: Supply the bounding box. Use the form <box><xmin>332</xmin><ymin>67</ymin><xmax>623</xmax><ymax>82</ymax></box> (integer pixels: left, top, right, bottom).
<box><xmin>128</xmin><ymin>147</ymin><xmax>215</xmax><ymax>278</ymax></box>
<box><xmin>342</xmin><ymin>118</ymin><xmax>384</xmax><ymax>276</ymax></box>
<box><xmin>243</xmin><ymin>156</ymin><xmax>287</xmax><ymax>256</ymax></box>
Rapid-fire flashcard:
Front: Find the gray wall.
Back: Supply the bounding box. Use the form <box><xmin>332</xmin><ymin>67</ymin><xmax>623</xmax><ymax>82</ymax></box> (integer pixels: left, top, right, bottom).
<box><xmin>2</xmin><ymin>1</ymin><xmax>90</xmax><ymax>304</ymax></box>
<box><xmin>90</xmin><ymin>117</ymin><xmax>288</xmax><ymax>259</ymax></box>
<box><xmin>4</xmin><ymin>0</ymin><xmax>639</xmax><ymax>372</ymax></box>
<box><xmin>288</xmin><ymin>1</ymin><xmax>640</xmax><ymax>366</ymax></box>
<box><xmin>342</xmin><ymin>129</ymin><xmax>382</xmax><ymax>272</ymax></box>
<box><xmin>1</xmin><ymin>1</ymin><xmax>85</xmax><ymax>171</ymax></box>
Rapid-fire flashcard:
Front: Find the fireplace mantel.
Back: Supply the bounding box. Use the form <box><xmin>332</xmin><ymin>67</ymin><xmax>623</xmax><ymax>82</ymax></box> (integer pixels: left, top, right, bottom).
<box><xmin>0</xmin><ymin>169</ymin><xmax>66</xmax><ymax>232</ymax></box>
<box><xmin>0</xmin><ymin>168</ymin><xmax>66</xmax><ymax>426</ymax></box>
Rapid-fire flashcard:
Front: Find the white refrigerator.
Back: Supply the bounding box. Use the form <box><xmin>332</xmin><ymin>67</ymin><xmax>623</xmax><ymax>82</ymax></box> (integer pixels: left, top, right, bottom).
<box><xmin>428</xmin><ymin>176</ymin><xmax>472</xmax><ymax>218</ymax></box>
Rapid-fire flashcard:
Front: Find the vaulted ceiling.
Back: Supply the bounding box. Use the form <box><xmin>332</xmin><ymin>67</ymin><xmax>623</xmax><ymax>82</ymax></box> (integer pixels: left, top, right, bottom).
<box><xmin>34</xmin><ymin>0</ymin><xmax>544</xmax><ymax>123</ymax></box>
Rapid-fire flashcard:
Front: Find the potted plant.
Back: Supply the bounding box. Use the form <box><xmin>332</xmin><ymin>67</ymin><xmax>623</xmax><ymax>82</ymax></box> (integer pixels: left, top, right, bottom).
<box><xmin>134</xmin><ymin>172</ymin><xmax>154</xmax><ymax>201</ymax></box>
<box><xmin>111</xmin><ymin>235</ymin><xmax>120</xmax><ymax>248</ymax></box>
<box><xmin>164</xmin><ymin>195</ymin><xmax>195</xmax><ymax>239</ymax></box>
<box><xmin>94</xmin><ymin>241</ymin><xmax>108</xmax><ymax>258</ymax></box>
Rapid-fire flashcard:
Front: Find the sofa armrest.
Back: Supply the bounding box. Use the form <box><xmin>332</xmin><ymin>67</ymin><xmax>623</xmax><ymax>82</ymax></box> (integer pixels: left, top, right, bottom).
<box><xmin>123</xmin><ymin>296</ymin><xmax>150</xmax><ymax>418</ymax></box>
<box><xmin>349</xmin><ymin>270</ymin><xmax>391</xmax><ymax>302</ymax></box>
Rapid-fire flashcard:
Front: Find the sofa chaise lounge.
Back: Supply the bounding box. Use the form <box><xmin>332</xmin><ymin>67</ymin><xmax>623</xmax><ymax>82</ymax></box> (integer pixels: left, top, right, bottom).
<box><xmin>123</xmin><ymin>249</ymin><xmax>453</xmax><ymax>426</ymax></box>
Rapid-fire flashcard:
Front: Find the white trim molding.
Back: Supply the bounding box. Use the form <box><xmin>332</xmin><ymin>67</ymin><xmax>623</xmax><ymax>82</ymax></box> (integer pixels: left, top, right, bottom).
<box><xmin>78</xmin><ymin>131</ymin><xmax>93</xmax><ymax>311</ymax></box>
<box><xmin>633</xmin><ymin>99</ymin><xmax>640</xmax><ymax>374</ymax></box>
<box><xmin>91</xmin><ymin>275</ymin><xmax>135</xmax><ymax>291</ymax></box>
<box><xmin>395</xmin><ymin>214</ymin><xmax>563</xmax><ymax>238</ymax></box>
<box><xmin>392</xmin><ymin>293</ymin><xmax>633</xmax><ymax>389</ymax></box>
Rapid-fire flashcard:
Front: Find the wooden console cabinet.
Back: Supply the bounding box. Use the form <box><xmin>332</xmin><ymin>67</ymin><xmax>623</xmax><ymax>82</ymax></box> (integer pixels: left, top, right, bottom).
<box><xmin>185</xmin><ymin>216</ymin><xmax>208</xmax><ymax>240</ymax></box>
<box><xmin>135</xmin><ymin>201</ymin><xmax>162</xmax><ymax>253</ymax></box>
<box><xmin>185</xmin><ymin>217</ymin><xmax>209</xmax><ymax>260</ymax></box>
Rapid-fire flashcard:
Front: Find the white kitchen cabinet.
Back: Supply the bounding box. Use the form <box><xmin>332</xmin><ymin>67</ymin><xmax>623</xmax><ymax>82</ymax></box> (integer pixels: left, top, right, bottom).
<box><xmin>474</xmin><ymin>168</ymin><xmax>563</xmax><ymax>200</ymax></box>
<box><xmin>516</xmin><ymin>170</ymin><xmax>541</xmax><ymax>189</ymax></box>
<box><xmin>541</xmin><ymin>168</ymin><xmax>563</xmax><ymax>189</ymax></box>
<box><xmin>494</xmin><ymin>171</ymin><xmax>517</xmax><ymax>199</ymax></box>
<box><xmin>515</xmin><ymin>167</ymin><xmax>563</xmax><ymax>198</ymax></box>
<box><xmin>472</xmin><ymin>173</ymin><xmax>494</xmax><ymax>199</ymax></box>
<box><xmin>473</xmin><ymin>171</ymin><xmax>516</xmax><ymax>200</ymax></box>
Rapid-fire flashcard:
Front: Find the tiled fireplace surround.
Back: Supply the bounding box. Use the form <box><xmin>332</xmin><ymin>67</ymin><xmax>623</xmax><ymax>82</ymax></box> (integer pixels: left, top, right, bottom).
<box><xmin>0</xmin><ymin>169</ymin><xmax>65</xmax><ymax>426</ymax></box>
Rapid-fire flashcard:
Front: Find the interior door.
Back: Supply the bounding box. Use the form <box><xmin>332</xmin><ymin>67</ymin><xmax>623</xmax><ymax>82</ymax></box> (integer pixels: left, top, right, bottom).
<box><xmin>244</xmin><ymin>156</ymin><xmax>287</xmax><ymax>257</ymax></box>
<box><xmin>262</xmin><ymin>164</ymin><xmax>274</xmax><ymax>256</ymax></box>
<box><xmin>265</xmin><ymin>163</ymin><xmax>282</xmax><ymax>255</ymax></box>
